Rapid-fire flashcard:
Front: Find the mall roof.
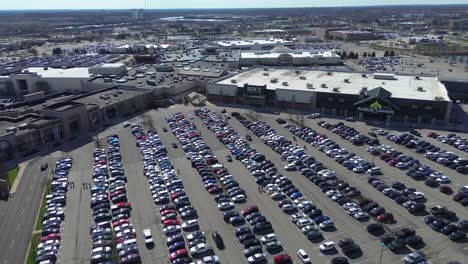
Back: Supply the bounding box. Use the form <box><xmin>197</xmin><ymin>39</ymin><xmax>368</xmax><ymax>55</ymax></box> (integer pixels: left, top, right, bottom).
<box><xmin>240</xmin><ymin>50</ymin><xmax>340</xmax><ymax>59</ymax></box>
<box><xmin>217</xmin><ymin>68</ymin><xmax>450</xmax><ymax>102</ymax></box>
<box><xmin>23</xmin><ymin>67</ymin><xmax>91</xmax><ymax>79</ymax></box>
<box><xmin>217</xmin><ymin>39</ymin><xmax>295</xmax><ymax>47</ymax></box>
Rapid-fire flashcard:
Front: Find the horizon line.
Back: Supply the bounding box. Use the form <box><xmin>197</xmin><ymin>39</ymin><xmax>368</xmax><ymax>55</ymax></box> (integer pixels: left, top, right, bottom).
<box><xmin>0</xmin><ymin>3</ymin><xmax>466</xmax><ymax>11</ymax></box>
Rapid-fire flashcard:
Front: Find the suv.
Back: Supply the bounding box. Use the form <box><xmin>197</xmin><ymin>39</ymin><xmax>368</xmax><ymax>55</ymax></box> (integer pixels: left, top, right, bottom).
<box><xmin>143</xmin><ymin>229</ymin><xmax>153</xmax><ymax>245</ymax></box>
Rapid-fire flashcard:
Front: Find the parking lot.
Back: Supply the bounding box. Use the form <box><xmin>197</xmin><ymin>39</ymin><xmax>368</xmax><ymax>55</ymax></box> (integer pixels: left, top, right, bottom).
<box><xmin>51</xmin><ymin>103</ymin><xmax>466</xmax><ymax>264</ymax></box>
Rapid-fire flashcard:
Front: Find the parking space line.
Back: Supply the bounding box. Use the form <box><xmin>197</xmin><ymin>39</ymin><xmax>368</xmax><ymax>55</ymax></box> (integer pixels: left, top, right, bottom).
<box><xmin>16</xmin><ymin>224</ymin><xmax>20</xmax><ymax>231</ymax></box>
<box><xmin>10</xmin><ymin>240</ymin><xmax>14</xmax><ymax>249</ymax></box>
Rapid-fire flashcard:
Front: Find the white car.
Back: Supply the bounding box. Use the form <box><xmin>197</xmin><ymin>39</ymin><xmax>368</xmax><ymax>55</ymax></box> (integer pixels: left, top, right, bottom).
<box><xmin>436</xmin><ymin>176</ymin><xmax>450</xmax><ymax>183</ymax></box>
<box><xmin>247</xmin><ymin>253</ymin><xmax>267</xmax><ymax>263</ymax></box>
<box><xmin>290</xmin><ymin>213</ymin><xmax>306</xmax><ymax>223</ymax></box>
<box><xmin>260</xmin><ymin>233</ymin><xmax>276</xmax><ymax>244</ymax></box>
<box><xmin>296</xmin><ymin>218</ymin><xmax>313</xmax><ymax>228</ymax></box>
<box><xmin>271</xmin><ymin>192</ymin><xmax>285</xmax><ymax>200</ymax></box>
<box><xmin>232</xmin><ymin>194</ymin><xmax>246</xmax><ymax>203</ymax></box>
<box><xmin>319</xmin><ymin>241</ymin><xmax>335</xmax><ymax>252</ymax></box>
<box><xmin>189</xmin><ymin>243</ymin><xmax>211</xmax><ymax>255</ymax></box>
<box><xmin>217</xmin><ymin>202</ymin><xmax>234</xmax><ymax>211</ymax></box>
<box><xmin>297</xmin><ymin>249</ymin><xmax>311</xmax><ymax>263</ymax></box>
<box><xmin>143</xmin><ymin>228</ymin><xmax>153</xmax><ymax>245</ymax></box>
<box><xmin>181</xmin><ymin>219</ymin><xmax>199</xmax><ymax>231</ymax></box>
<box><xmin>202</xmin><ymin>255</ymin><xmax>220</xmax><ymax>264</ymax></box>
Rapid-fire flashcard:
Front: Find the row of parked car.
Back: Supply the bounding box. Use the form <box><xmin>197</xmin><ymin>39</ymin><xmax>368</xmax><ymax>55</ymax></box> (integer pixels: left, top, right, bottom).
<box><xmin>276</xmin><ymin>120</ymin><xmax>438</xmax><ymax>255</ymax></box>
<box><xmin>198</xmin><ymin>109</ymin><xmax>348</xmax><ymax>264</ymax></box>
<box><xmin>332</xmin><ymin>122</ymin><xmax>468</xmax><ymax>206</ymax></box>
<box><xmin>93</xmin><ymin>135</ymin><xmax>140</xmax><ymax>263</ymax></box>
<box><xmin>427</xmin><ymin>132</ymin><xmax>468</xmax><ymax>153</ymax></box>
<box><xmin>290</xmin><ymin>121</ymin><xmax>468</xmax><ymax>238</ymax></box>
<box><xmin>168</xmin><ymin>112</ymin><xmax>280</xmax><ymax>263</ymax></box>
<box><xmin>36</xmin><ymin>157</ymin><xmax>72</xmax><ymax>264</ymax></box>
<box><xmin>387</xmin><ymin>132</ymin><xmax>468</xmax><ymax>175</ymax></box>
<box><xmin>132</xmin><ymin>124</ymin><xmax>219</xmax><ymax>264</ymax></box>
<box><xmin>239</xmin><ymin>117</ymin><xmax>374</xmax><ymax>259</ymax></box>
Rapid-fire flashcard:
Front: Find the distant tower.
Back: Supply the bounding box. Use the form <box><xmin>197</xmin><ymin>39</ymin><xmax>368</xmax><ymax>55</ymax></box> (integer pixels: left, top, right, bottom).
<box><xmin>132</xmin><ymin>9</ymin><xmax>144</xmax><ymax>20</ymax></box>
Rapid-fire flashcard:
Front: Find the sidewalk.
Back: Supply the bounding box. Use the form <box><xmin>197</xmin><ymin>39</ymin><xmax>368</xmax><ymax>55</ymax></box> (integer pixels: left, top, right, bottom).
<box><xmin>9</xmin><ymin>159</ymin><xmax>33</xmax><ymax>194</ymax></box>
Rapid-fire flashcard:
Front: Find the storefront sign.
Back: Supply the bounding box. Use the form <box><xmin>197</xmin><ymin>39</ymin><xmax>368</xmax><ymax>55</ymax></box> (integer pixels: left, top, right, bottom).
<box><xmin>357</xmin><ymin>100</ymin><xmax>395</xmax><ymax>114</ymax></box>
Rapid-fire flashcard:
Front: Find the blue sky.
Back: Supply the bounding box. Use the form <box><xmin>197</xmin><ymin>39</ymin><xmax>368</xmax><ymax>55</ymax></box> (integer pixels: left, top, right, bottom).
<box><xmin>1</xmin><ymin>0</ymin><xmax>465</xmax><ymax>10</ymax></box>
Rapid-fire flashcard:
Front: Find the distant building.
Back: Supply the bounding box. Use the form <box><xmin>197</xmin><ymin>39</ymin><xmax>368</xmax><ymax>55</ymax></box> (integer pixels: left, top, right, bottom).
<box><xmin>239</xmin><ymin>50</ymin><xmax>341</xmax><ymax>66</ymax></box>
<box><xmin>132</xmin><ymin>9</ymin><xmax>144</xmax><ymax>20</ymax></box>
<box><xmin>216</xmin><ymin>39</ymin><xmax>296</xmax><ymax>50</ymax></box>
<box><xmin>89</xmin><ymin>63</ymin><xmax>127</xmax><ymax>76</ymax></box>
<box><xmin>328</xmin><ymin>30</ymin><xmax>378</xmax><ymax>41</ymax></box>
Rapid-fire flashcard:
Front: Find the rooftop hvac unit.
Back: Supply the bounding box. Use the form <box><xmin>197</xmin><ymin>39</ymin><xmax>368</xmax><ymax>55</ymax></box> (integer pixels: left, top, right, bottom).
<box><xmin>300</xmin><ymin>76</ymin><xmax>306</xmax><ymax>80</ymax></box>
<box><xmin>231</xmin><ymin>79</ymin><xmax>237</xmax><ymax>84</ymax></box>
<box><xmin>264</xmin><ymin>68</ymin><xmax>269</xmax><ymax>71</ymax></box>
<box><xmin>307</xmin><ymin>83</ymin><xmax>314</xmax><ymax>89</ymax></box>
<box><xmin>362</xmin><ymin>74</ymin><xmax>367</xmax><ymax>78</ymax></box>
<box><xmin>263</xmin><ymin>72</ymin><xmax>270</xmax><ymax>76</ymax></box>
<box><xmin>435</xmin><ymin>96</ymin><xmax>444</xmax><ymax>101</ymax></box>
<box><xmin>321</xmin><ymin>83</ymin><xmax>327</xmax><ymax>88</ymax></box>
<box><xmin>6</xmin><ymin>127</ymin><xmax>17</xmax><ymax>132</ymax></box>
<box><xmin>282</xmin><ymin>81</ymin><xmax>289</xmax><ymax>86</ymax></box>
<box><xmin>327</xmin><ymin>72</ymin><xmax>332</xmax><ymax>76</ymax></box>
<box><xmin>333</xmin><ymin>87</ymin><xmax>340</xmax><ymax>92</ymax></box>
<box><xmin>270</xmin><ymin>78</ymin><xmax>278</xmax><ymax>83</ymax></box>
<box><xmin>417</xmin><ymin>87</ymin><xmax>425</xmax><ymax>92</ymax></box>
<box><xmin>295</xmin><ymin>70</ymin><xmax>301</xmax><ymax>74</ymax></box>
<box><xmin>344</xmin><ymin>79</ymin><xmax>349</xmax><ymax>83</ymax></box>
<box><xmin>415</xmin><ymin>76</ymin><xmax>421</xmax><ymax>80</ymax></box>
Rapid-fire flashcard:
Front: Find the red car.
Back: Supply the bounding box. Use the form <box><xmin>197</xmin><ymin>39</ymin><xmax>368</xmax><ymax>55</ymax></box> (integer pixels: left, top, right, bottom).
<box><xmin>113</xmin><ymin>219</ymin><xmax>130</xmax><ymax>227</ymax></box>
<box><xmin>110</xmin><ymin>190</ymin><xmax>123</xmax><ymax>199</ymax></box>
<box><xmin>117</xmin><ymin>233</ymin><xmax>137</xmax><ymax>243</ymax></box>
<box><xmin>377</xmin><ymin>213</ymin><xmax>394</xmax><ymax>222</ymax></box>
<box><xmin>169</xmin><ymin>249</ymin><xmax>188</xmax><ymax>261</ymax></box>
<box><xmin>274</xmin><ymin>254</ymin><xmax>292</xmax><ymax>264</ymax></box>
<box><xmin>427</xmin><ymin>132</ymin><xmax>438</xmax><ymax>138</ymax></box>
<box><xmin>171</xmin><ymin>192</ymin><xmax>186</xmax><ymax>200</ymax></box>
<box><xmin>439</xmin><ymin>186</ymin><xmax>452</xmax><ymax>194</ymax></box>
<box><xmin>208</xmin><ymin>186</ymin><xmax>222</xmax><ymax>194</ymax></box>
<box><xmin>241</xmin><ymin>205</ymin><xmax>259</xmax><ymax>217</ymax></box>
<box><xmin>116</xmin><ymin>202</ymin><xmax>132</xmax><ymax>209</ymax></box>
<box><xmin>40</xmin><ymin>233</ymin><xmax>61</xmax><ymax>242</ymax></box>
<box><xmin>163</xmin><ymin>219</ymin><xmax>180</xmax><ymax>227</ymax></box>
<box><xmin>453</xmin><ymin>193</ymin><xmax>466</xmax><ymax>202</ymax></box>
<box><xmin>161</xmin><ymin>209</ymin><xmax>177</xmax><ymax>216</ymax></box>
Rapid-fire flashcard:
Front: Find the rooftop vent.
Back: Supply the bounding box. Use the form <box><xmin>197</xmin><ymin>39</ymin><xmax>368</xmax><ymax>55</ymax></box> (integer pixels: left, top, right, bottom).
<box><xmin>300</xmin><ymin>76</ymin><xmax>306</xmax><ymax>80</ymax></box>
<box><xmin>18</xmin><ymin>123</ymin><xmax>28</xmax><ymax>130</ymax></box>
<box><xmin>231</xmin><ymin>79</ymin><xmax>237</xmax><ymax>84</ymax></box>
<box><xmin>333</xmin><ymin>87</ymin><xmax>340</xmax><ymax>92</ymax></box>
<box><xmin>6</xmin><ymin>127</ymin><xmax>17</xmax><ymax>132</ymax></box>
<box><xmin>327</xmin><ymin>72</ymin><xmax>332</xmax><ymax>76</ymax></box>
<box><xmin>415</xmin><ymin>76</ymin><xmax>421</xmax><ymax>80</ymax></box>
<box><xmin>263</xmin><ymin>72</ymin><xmax>270</xmax><ymax>76</ymax></box>
<box><xmin>270</xmin><ymin>78</ymin><xmax>278</xmax><ymax>83</ymax></box>
<box><xmin>362</xmin><ymin>74</ymin><xmax>367</xmax><ymax>78</ymax></box>
<box><xmin>295</xmin><ymin>70</ymin><xmax>301</xmax><ymax>74</ymax></box>
<box><xmin>321</xmin><ymin>83</ymin><xmax>327</xmax><ymax>88</ymax></box>
<box><xmin>264</xmin><ymin>68</ymin><xmax>269</xmax><ymax>71</ymax></box>
<box><xmin>282</xmin><ymin>81</ymin><xmax>289</xmax><ymax>86</ymax></box>
<box><xmin>344</xmin><ymin>79</ymin><xmax>349</xmax><ymax>83</ymax></box>
<box><xmin>307</xmin><ymin>83</ymin><xmax>314</xmax><ymax>89</ymax></box>
<box><xmin>417</xmin><ymin>87</ymin><xmax>425</xmax><ymax>92</ymax></box>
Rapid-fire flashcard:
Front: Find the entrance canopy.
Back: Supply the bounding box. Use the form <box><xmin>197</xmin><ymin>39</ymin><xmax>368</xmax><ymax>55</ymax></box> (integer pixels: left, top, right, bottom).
<box><xmin>353</xmin><ymin>87</ymin><xmax>400</xmax><ymax>115</ymax></box>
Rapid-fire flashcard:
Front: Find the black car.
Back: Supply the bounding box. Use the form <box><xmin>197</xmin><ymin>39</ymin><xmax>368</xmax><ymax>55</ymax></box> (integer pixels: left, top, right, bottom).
<box><xmin>40</xmin><ymin>163</ymin><xmax>49</xmax><ymax>171</ymax></box>
<box><xmin>212</xmin><ymin>231</ymin><xmax>224</xmax><ymax>248</ymax></box>
<box><xmin>171</xmin><ymin>143</ymin><xmax>178</xmax><ymax>148</ymax></box>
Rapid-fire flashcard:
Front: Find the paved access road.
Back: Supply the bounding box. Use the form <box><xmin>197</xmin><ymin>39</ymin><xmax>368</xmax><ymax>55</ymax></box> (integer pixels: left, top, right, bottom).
<box><xmin>0</xmin><ymin>157</ymin><xmax>51</xmax><ymax>264</ymax></box>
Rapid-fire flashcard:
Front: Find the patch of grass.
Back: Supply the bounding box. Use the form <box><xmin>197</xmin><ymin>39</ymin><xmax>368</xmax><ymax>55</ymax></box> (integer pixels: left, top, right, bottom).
<box><xmin>6</xmin><ymin>167</ymin><xmax>19</xmax><ymax>188</ymax></box>
<box><xmin>34</xmin><ymin>179</ymin><xmax>51</xmax><ymax>231</ymax></box>
<box><xmin>26</xmin><ymin>233</ymin><xmax>41</xmax><ymax>264</ymax></box>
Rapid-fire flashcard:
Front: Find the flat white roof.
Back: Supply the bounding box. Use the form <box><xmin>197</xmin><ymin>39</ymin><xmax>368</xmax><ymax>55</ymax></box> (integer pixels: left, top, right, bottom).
<box><xmin>241</xmin><ymin>50</ymin><xmax>339</xmax><ymax>59</ymax></box>
<box><xmin>217</xmin><ymin>68</ymin><xmax>450</xmax><ymax>101</ymax></box>
<box><xmin>97</xmin><ymin>63</ymin><xmax>126</xmax><ymax>68</ymax></box>
<box><xmin>217</xmin><ymin>39</ymin><xmax>294</xmax><ymax>47</ymax></box>
<box><xmin>26</xmin><ymin>67</ymin><xmax>91</xmax><ymax>79</ymax></box>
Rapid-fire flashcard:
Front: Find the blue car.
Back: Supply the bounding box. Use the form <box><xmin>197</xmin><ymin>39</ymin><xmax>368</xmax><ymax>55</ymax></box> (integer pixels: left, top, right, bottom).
<box><xmin>313</xmin><ymin>215</ymin><xmax>329</xmax><ymax>224</ymax></box>
<box><xmin>169</xmin><ymin>241</ymin><xmax>185</xmax><ymax>252</ymax></box>
<box><xmin>290</xmin><ymin>192</ymin><xmax>303</xmax><ymax>199</ymax></box>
